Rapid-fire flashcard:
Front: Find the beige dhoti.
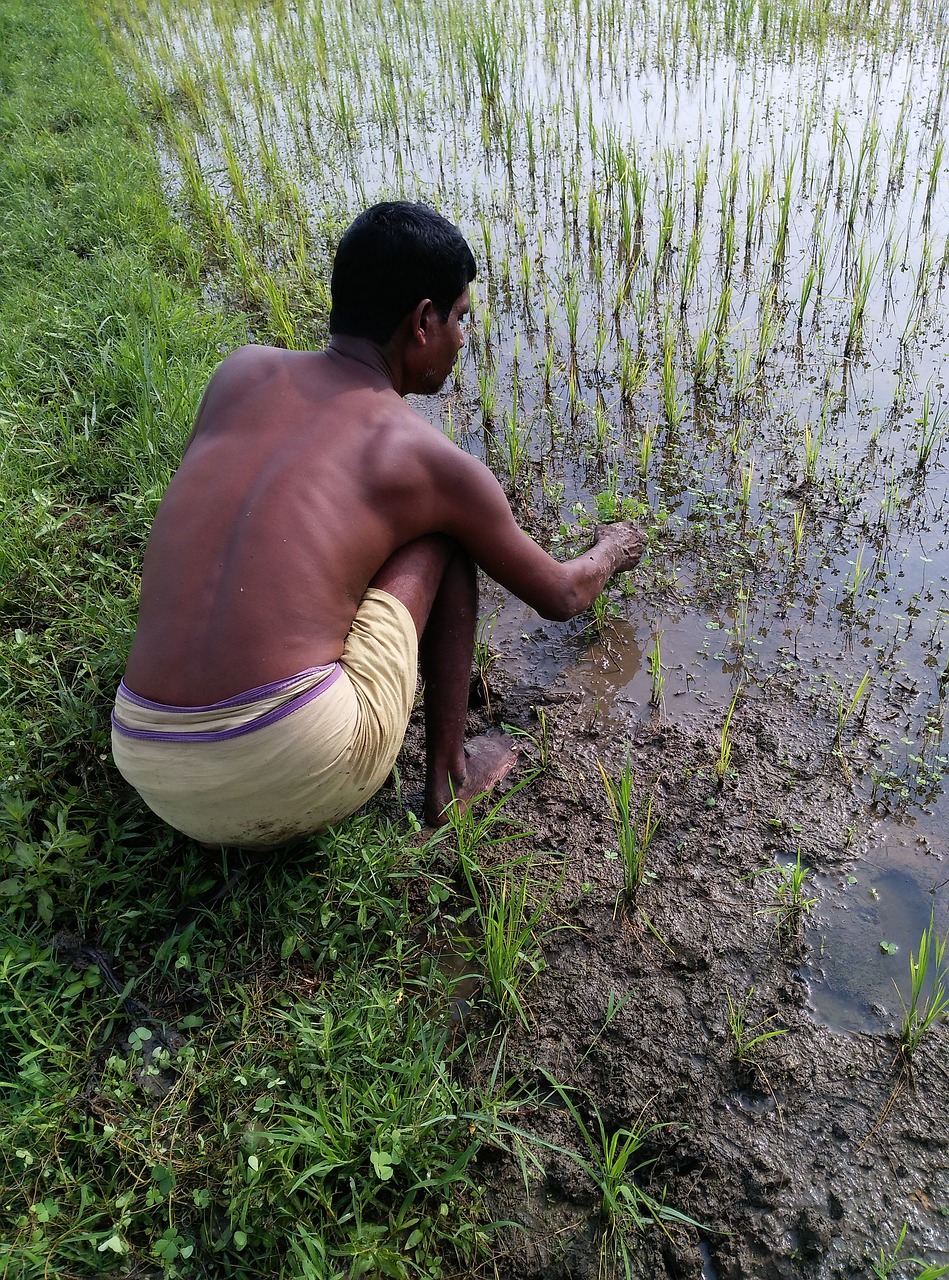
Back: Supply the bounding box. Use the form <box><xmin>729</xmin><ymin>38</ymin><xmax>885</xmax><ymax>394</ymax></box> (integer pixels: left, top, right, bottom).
<box><xmin>111</xmin><ymin>588</ymin><xmax>418</xmax><ymax>847</ymax></box>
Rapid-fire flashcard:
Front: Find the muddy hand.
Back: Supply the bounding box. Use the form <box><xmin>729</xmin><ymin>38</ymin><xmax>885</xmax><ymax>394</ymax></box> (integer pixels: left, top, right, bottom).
<box><xmin>593</xmin><ymin>521</ymin><xmax>645</xmax><ymax>574</ymax></box>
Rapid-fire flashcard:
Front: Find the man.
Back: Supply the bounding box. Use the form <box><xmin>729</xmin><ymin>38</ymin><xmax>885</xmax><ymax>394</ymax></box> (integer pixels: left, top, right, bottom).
<box><xmin>111</xmin><ymin>202</ymin><xmax>643</xmax><ymax>847</ymax></box>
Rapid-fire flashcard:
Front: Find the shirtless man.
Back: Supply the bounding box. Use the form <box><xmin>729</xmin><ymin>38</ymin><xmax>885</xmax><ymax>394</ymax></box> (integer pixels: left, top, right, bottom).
<box><xmin>111</xmin><ymin>202</ymin><xmax>643</xmax><ymax>847</ymax></box>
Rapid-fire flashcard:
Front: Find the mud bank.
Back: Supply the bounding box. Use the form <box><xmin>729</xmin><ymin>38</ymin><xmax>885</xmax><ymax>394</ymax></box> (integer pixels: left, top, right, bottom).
<box><xmin>395</xmin><ymin>648</ymin><xmax>949</xmax><ymax>1279</ymax></box>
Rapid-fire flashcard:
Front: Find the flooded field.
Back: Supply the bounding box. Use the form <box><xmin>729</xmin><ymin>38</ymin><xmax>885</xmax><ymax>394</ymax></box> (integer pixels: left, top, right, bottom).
<box><xmin>99</xmin><ymin>0</ymin><xmax>949</xmax><ymax>1272</ymax></box>
<box><xmin>105</xmin><ymin>0</ymin><xmax>949</xmax><ymax>1026</ymax></box>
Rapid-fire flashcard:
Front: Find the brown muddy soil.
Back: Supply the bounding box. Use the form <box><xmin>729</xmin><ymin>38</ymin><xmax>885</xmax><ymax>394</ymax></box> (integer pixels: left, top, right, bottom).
<box><xmin>394</xmin><ymin>630</ymin><xmax>949</xmax><ymax>1280</ymax></box>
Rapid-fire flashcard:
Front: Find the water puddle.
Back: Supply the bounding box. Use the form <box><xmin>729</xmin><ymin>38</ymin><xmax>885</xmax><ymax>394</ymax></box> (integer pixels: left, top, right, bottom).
<box><xmin>807</xmin><ymin>823</ymin><xmax>949</xmax><ymax>1033</ymax></box>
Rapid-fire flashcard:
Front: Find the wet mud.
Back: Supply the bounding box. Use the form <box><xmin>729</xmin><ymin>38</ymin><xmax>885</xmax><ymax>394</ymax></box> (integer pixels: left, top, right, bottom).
<box><xmin>393</xmin><ymin>627</ymin><xmax>949</xmax><ymax>1279</ymax></box>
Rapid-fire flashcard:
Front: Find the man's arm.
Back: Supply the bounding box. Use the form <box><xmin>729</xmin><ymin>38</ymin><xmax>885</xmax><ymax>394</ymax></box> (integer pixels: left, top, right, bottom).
<box><xmin>431</xmin><ymin>445</ymin><xmax>644</xmax><ymax>620</ymax></box>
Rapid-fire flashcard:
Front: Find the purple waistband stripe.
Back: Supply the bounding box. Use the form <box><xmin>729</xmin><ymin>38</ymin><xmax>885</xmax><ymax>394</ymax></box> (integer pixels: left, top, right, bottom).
<box><xmin>112</xmin><ymin>663</ymin><xmax>343</xmax><ymax>743</ymax></box>
<box><xmin>116</xmin><ymin>664</ymin><xmax>339</xmax><ymax>714</ymax></box>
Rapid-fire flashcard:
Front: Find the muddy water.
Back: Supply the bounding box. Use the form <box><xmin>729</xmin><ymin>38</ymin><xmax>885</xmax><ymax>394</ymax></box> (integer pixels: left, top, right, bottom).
<box><xmin>486</xmin><ymin>569</ymin><xmax>949</xmax><ymax>1031</ymax></box>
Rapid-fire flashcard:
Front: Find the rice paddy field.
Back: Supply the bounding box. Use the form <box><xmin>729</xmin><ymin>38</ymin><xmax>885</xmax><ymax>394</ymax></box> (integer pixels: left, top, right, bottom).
<box><xmin>4</xmin><ymin>0</ymin><xmax>949</xmax><ymax>1275</ymax></box>
<box><xmin>100</xmin><ymin>0</ymin><xmax>949</xmax><ymax>1013</ymax></box>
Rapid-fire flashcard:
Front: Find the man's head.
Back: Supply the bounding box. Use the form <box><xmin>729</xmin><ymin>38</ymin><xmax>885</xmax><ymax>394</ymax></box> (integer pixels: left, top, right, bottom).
<box><xmin>329</xmin><ymin>202</ymin><xmax>476</xmax><ymax>346</ymax></box>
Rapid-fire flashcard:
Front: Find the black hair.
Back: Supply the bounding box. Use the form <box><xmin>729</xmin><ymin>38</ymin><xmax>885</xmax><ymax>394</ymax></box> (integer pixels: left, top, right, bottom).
<box><xmin>329</xmin><ymin>202</ymin><xmax>476</xmax><ymax>344</ymax></box>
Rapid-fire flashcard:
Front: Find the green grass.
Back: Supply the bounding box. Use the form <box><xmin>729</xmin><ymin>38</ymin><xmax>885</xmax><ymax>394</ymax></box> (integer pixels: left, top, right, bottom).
<box><xmin>491</xmin><ymin>1079</ymin><xmax>704</xmax><ymax>1280</ymax></box>
<box><xmin>1</xmin><ymin>815</ymin><xmax>498</xmax><ymax>1278</ymax></box>
<box><xmin>0</xmin><ymin>5</ymin><xmax>505</xmax><ymax>1276</ymax></box>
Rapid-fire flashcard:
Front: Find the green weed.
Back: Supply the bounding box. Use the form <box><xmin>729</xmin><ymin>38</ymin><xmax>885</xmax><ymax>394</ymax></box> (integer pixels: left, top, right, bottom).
<box><xmin>871</xmin><ymin>1222</ymin><xmax>949</xmax><ymax>1278</ymax></box>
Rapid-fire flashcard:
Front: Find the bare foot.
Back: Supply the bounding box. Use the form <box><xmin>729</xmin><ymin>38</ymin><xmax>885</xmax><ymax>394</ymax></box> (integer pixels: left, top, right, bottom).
<box><xmin>425</xmin><ymin>733</ymin><xmax>519</xmax><ymax>826</ymax></box>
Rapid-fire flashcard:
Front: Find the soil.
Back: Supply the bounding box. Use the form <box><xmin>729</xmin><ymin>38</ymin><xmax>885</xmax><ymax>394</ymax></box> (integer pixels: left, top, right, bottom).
<box><xmin>390</xmin><ymin>620</ymin><xmax>949</xmax><ymax>1280</ymax></box>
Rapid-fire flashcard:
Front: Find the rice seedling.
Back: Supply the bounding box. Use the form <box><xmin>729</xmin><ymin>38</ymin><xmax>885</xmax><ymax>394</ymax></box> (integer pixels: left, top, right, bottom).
<box><xmin>730</xmin><ymin>587</ymin><xmax>751</xmax><ymax>654</ymax></box>
<box><xmin>477</xmin><ymin>362</ymin><xmax>498</xmax><ymax>427</ymax></box>
<box><xmin>693</xmin><ymin>142</ymin><xmax>709</xmax><ymax>226</ymax></box>
<box><xmin>646</xmin><ymin>630</ymin><xmax>665</xmax><ymax>708</ymax></box>
<box><xmin>715</xmin><ymin>686</ymin><xmax>741</xmax><ymax>786</ymax></box>
<box><xmin>619</xmin><ymin>338</ymin><xmax>648</xmax><ymax>400</ymax></box>
<box><xmin>843</xmin><ymin>243</ymin><xmax>880</xmax><ymax>357</ymax></box>
<box><xmin>660</xmin><ymin>307</ymin><xmax>685</xmax><ymax>426</ymax></box>
<box><xmin>797</xmin><ymin>262</ymin><xmax>817</xmax><ymax>329</ymax></box>
<box><xmin>757</xmin><ymin>849</ymin><xmax>817</xmax><ymax>941</ymax></box>
<box><xmin>801</xmin><ymin>417</ymin><xmax>823</xmax><ymax>484</ymax></box>
<box><xmin>792</xmin><ymin>504</ymin><xmax>807</xmax><ymax>555</ymax></box>
<box><xmin>842</xmin><ymin>547</ymin><xmax>870</xmax><ymax>611</ymax></box>
<box><xmin>732</xmin><ymin>342</ymin><xmax>756</xmax><ymax>399</ymax></box>
<box><xmin>725</xmin><ymin>987</ymin><xmax>788</xmax><ymax>1065</ymax></box>
<box><xmin>836</xmin><ymin>670</ymin><xmax>871</xmax><ymax>747</ymax></box>
<box><xmin>592</xmin><ymin>399</ymin><xmax>612</xmax><ymax>455</ymax></box>
<box><xmin>453</xmin><ymin>833</ymin><xmax>559</xmax><ymax>1027</ymax></box>
<box><xmin>597</xmin><ymin>756</ymin><xmax>660</xmax><ymax>902</ymax></box>
<box><xmin>770</xmin><ymin>152</ymin><xmax>796</xmax><ymax>277</ymax></box>
<box><xmin>637</xmin><ymin>419</ymin><xmax>654</xmax><ymax>482</ymax></box>
<box><xmin>738</xmin><ymin>456</ymin><xmax>754</xmax><ymax>520</ymax></box>
<box><xmin>501</xmin><ymin>407</ymin><xmax>531</xmax><ymax>490</ymax></box>
<box><xmin>894</xmin><ymin>910</ymin><xmax>949</xmax><ymax>1061</ymax></box>
<box><xmin>503</xmin><ymin>706</ymin><xmax>552</xmax><ymax>773</ymax></box>
<box><xmin>712</xmin><ymin>279</ymin><xmax>732</xmax><ymax>343</ymax></box>
<box><xmin>693</xmin><ymin>322</ymin><xmax>716</xmax><ymax>384</ymax></box>
<box><xmin>924</xmin><ymin>137</ymin><xmax>945</xmax><ymax>214</ymax></box>
<box><xmin>679</xmin><ymin>227</ymin><xmax>702</xmax><ymax>310</ymax></box>
<box><xmin>473</xmin><ymin>611</ymin><xmax>500</xmax><ymax>718</ymax></box>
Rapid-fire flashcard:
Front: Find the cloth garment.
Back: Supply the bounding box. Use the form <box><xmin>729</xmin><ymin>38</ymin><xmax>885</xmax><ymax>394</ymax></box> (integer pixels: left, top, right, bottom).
<box><xmin>111</xmin><ymin>587</ymin><xmax>418</xmax><ymax>846</ymax></box>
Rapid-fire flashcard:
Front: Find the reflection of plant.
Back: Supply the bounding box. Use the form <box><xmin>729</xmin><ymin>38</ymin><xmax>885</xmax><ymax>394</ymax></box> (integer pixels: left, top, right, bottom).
<box><xmin>896</xmin><ymin>911</ymin><xmax>949</xmax><ymax>1061</ymax></box>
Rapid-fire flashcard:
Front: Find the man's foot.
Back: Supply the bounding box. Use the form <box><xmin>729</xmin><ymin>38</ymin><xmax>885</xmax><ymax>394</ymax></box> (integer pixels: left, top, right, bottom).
<box><xmin>425</xmin><ymin>733</ymin><xmax>519</xmax><ymax>826</ymax></box>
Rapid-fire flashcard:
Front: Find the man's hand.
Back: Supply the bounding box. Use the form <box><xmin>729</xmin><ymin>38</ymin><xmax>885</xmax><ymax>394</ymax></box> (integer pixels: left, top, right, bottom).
<box><xmin>593</xmin><ymin>522</ymin><xmax>646</xmax><ymax>575</ymax></box>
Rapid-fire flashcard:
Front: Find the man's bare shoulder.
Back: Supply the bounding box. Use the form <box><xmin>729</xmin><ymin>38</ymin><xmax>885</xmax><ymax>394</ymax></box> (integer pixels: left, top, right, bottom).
<box><xmin>209</xmin><ymin>343</ymin><xmax>291</xmax><ymax>389</ymax></box>
<box><xmin>386</xmin><ymin>401</ymin><xmax>490</xmax><ymax>473</ymax></box>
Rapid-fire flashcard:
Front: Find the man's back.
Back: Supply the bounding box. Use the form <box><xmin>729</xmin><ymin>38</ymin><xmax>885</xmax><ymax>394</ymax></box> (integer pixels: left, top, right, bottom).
<box><xmin>123</xmin><ymin>343</ymin><xmax>453</xmax><ymax>705</ymax></box>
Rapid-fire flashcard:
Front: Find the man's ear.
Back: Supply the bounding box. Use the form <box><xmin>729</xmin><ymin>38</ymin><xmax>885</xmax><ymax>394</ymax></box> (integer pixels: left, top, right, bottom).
<box><xmin>409</xmin><ymin>297</ymin><xmax>436</xmax><ymax>344</ymax></box>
